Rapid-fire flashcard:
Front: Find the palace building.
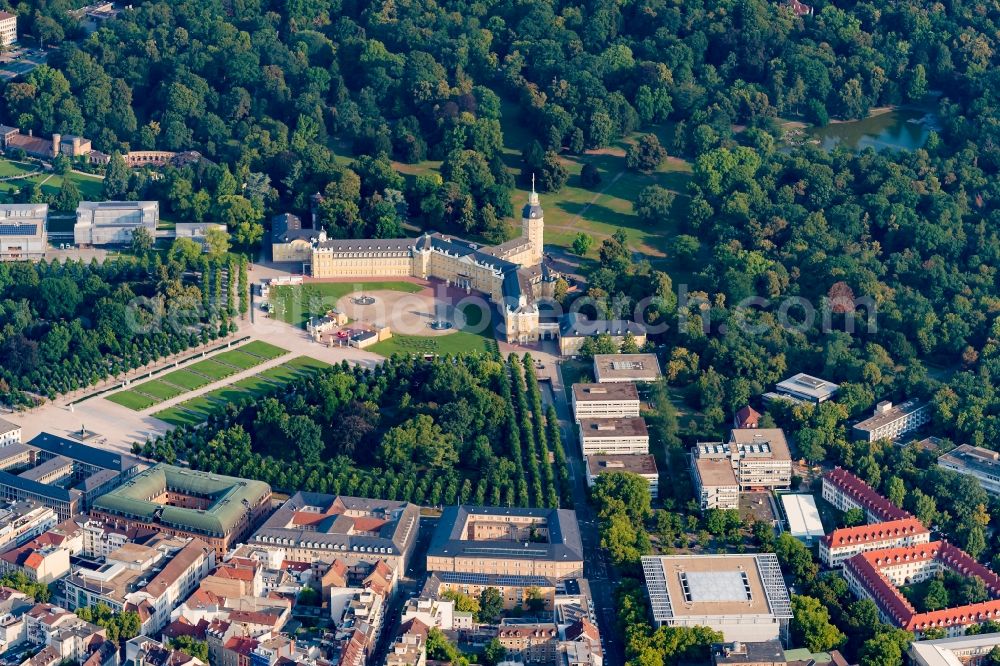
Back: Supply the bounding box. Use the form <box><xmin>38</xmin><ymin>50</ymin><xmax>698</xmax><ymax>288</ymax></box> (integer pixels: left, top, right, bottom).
<box><xmin>274</xmin><ymin>186</ymin><xmax>572</xmax><ymax>344</ymax></box>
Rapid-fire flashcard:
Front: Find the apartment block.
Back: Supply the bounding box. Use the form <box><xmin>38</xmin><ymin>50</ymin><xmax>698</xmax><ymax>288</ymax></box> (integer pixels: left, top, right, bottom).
<box><xmin>578</xmin><ymin>418</ymin><xmax>649</xmax><ymax>456</ymax></box>
<box><xmin>571</xmin><ymin>383</ymin><xmax>640</xmax><ymax>421</ymax></box>
<box><xmin>821</xmin><ymin>467</ymin><xmax>912</xmax><ymax>524</ymax></box>
<box><xmin>853</xmin><ymin>400</ymin><xmax>930</xmax><ymax>442</ymax></box>
<box><xmin>819</xmin><ymin>518</ymin><xmax>931</xmax><ymax>568</ymax></box>
<box><xmin>937</xmin><ymin>445</ymin><xmax>1000</xmax><ymax>495</ymax></box>
<box><xmin>0</xmin><ymin>12</ymin><xmax>16</xmax><ymax>47</ymax></box>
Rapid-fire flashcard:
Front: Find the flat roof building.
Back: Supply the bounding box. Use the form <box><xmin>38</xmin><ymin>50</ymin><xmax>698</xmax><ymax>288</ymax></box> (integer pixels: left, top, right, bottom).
<box><xmin>427</xmin><ymin>506</ymin><xmax>583</xmax><ymax>581</ymax></box>
<box><xmin>0</xmin><ymin>204</ymin><xmax>48</xmax><ymax>262</ymax></box>
<box><xmin>559</xmin><ymin>317</ymin><xmax>647</xmax><ymax>356</ymax></box>
<box><xmin>585</xmin><ymin>454</ymin><xmax>659</xmax><ymax>498</ymax></box>
<box><xmin>853</xmin><ymin>400</ymin><xmax>930</xmax><ymax>442</ymax></box>
<box><xmin>90</xmin><ymin>464</ymin><xmax>271</xmax><ymax>557</ymax></box>
<box><xmin>0</xmin><ymin>433</ymin><xmax>142</xmax><ymax>521</ymax></box>
<box><xmin>75</xmin><ymin>201</ymin><xmax>158</xmax><ymax>246</ymax></box>
<box><xmin>571</xmin><ymin>383</ymin><xmax>640</xmax><ymax>421</ymax></box>
<box><xmin>774</xmin><ymin>374</ymin><xmax>839</xmax><ymax>404</ymax></box>
<box><xmin>909</xmin><ymin>632</ymin><xmax>1000</xmax><ymax>666</ymax></box>
<box><xmin>779</xmin><ymin>494</ymin><xmax>824</xmax><ymax>543</ymax></box>
<box><xmin>578</xmin><ymin>418</ymin><xmax>649</xmax><ymax>456</ymax></box>
<box><xmin>691</xmin><ymin>430</ymin><xmax>792</xmax><ymax>509</ymax></box>
<box><xmin>0</xmin><ymin>11</ymin><xmax>16</xmax><ymax>47</ymax></box>
<box><xmin>819</xmin><ymin>518</ymin><xmax>930</xmax><ymax>568</ymax></box>
<box><xmin>641</xmin><ymin>554</ymin><xmax>793</xmax><ymax>643</ymax></box>
<box><xmin>248</xmin><ymin>493</ymin><xmax>420</xmax><ymax>572</ymax></box>
<box><xmin>937</xmin><ymin>445</ymin><xmax>1000</xmax><ymax>496</ymax></box>
<box><xmin>712</xmin><ymin>640</ymin><xmax>786</xmax><ymax>666</ymax></box>
<box><xmin>592</xmin><ymin>354</ymin><xmax>661</xmax><ymax>383</ymax></box>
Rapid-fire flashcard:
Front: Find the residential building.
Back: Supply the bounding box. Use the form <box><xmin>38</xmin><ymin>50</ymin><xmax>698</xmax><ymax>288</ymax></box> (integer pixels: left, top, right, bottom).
<box><xmin>0</xmin><ymin>128</ymin><xmax>92</xmax><ymax>160</ymax></box>
<box><xmin>63</xmin><ymin>535</ymin><xmax>215</xmax><ymax>634</ymax></box>
<box><xmin>578</xmin><ymin>418</ymin><xmax>649</xmax><ymax>456</ymax></box>
<box><xmin>399</xmin><ymin>596</ymin><xmax>457</xmax><ymax>631</ymax></box>
<box><xmin>386</xmin><ymin>618</ymin><xmax>429</xmax><ymax>666</ymax></box>
<box><xmin>938</xmin><ymin>445</ymin><xmax>1000</xmax><ymax>495</ymax></box>
<box><xmin>0</xmin><ymin>11</ymin><xmax>16</xmax><ymax>46</ymax></box>
<box><xmin>0</xmin><ymin>587</ymin><xmax>34</xmax><ymax>652</ymax></box>
<box><xmin>909</xmin><ymin>632</ymin><xmax>1000</xmax><ymax>666</ymax></box>
<box><xmin>691</xmin><ymin>429</ymin><xmax>792</xmax><ymax>509</ymax></box>
<box><xmin>0</xmin><ymin>536</ymin><xmax>69</xmax><ymax>583</ymax></box>
<box><xmin>843</xmin><ymin>541</ymin><xmax>1000</xmax><ymax>637</ymax></box>
<box><xmin>248</xmin><ymin>493</ymin><xmax>419</xmax><ymax>571</ymax></box>
<box><xmin>427</xmin><ymin>506</ymin><xmax>584</xmax><ymax>580</ymax></box>
<box><xmin>0</xmin><ymin>205</ymin><xmax>47</xmax><ymax>262</ymax></box>
<box><xmin>329</xmin><ymin>559</ymin><xmax>397</xmax><ymax>621</ymax></box>
<box><xmin>496</xmin><ymin>621</ymin><xmax>559</xmax><ymax>664</ymax></box>
<box><xmin>90</xmin><ymin>464</ymin><xmax>272</xmax><ymax>557</ymax></box>
<box><xmin>853</xmin><ymin>400</ymin><xmax>931</xmax><ymax>442</ymax></box>
<box><xmin>774</xmin><ymin>374</ymin><xmax>839</xmax><ymax>404</ymax></box>
<box><xmin>0</xmin><ymin>501</ymin><xmax>57</xmax><ymax>553</ymax></box>
<box><xmin>558</xmin><ymin>315</ymin><xmax>647</xmax><ymax>356</ymax></box>
<box><xmin>821</xmin><ymin>467</ymin><xmax>912</xmax><ymax>523</ymax></box>
<box><xmin>74</xmin><ymin>201</ymin><xmax>159</xmax><ymax>246</ymax></box>
<box><xmin>819</xmin><ymin>518</ymin><xmax>931</xmax><ymax>568</ymax></box>
<box><xmin>124</xmin><ymin>636</ymin><xmax>205</xmax><ymax>666</ymax></box>
<box><xmin>80</xmin><ymin>518</ymin><xmax>158</xmax><ymax>560</ymax></box>
<box><xmin>0</xmin><ymin>432</ymin><xmax>142</xmax><ymax>521</ymax></box>
<box><xmin>0</xmin><ymin>418</ymin><xmax>20</xmax><ymax>446</ymax></box>
<box><xmin>640</xmin><ymin>554</ymin><xmax>793</xmax><ymax>643</ymax></box>
<box><xmin>779</xmin><ymin>494</ymin><xmax>824</xmax><ymax>544</ymax></box>
<box><xmin>559</xmin><ymin>618</ymin><xmax>603</xmax><ymax>666</ymax></box>
<box><xmin>592</xmin><ymin>354</ymin><xmax>662</xmax><ymax>383</ymax></box>
<box><xmin>585</xmin><ymin>455</ymin><xmax>658</xmax><ymax>498</ymax></box>
<box><xmin>712</xmin><ymin>640</ymin><xmax>786</xmax><ymax>666</ymax></box>
<box><xmin>571</xmin><ymin>383</ymin><xmax>640</xmax><ymax>421</ymax></box>
<box><xmin>734</xmin><ymin>406</ymin><xmax>761</xmax><ymax>429</ymax></box>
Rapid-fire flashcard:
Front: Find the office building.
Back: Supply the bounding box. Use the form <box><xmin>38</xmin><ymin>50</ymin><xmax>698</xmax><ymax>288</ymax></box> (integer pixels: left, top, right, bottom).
<box><xmin>90</xmin><ymin>464</ymin><xmax>272</xmax><ymax>557</ymax></box>
<box><xmin>853</xmin><ymin>400</ymin><xmax>931</xmax><ymax>442</ymax></box>
<box><xmin>821</xmin><ymin>467</ymin><xmax>912</xmax><ymax>524</ymax></box>
<box><xmin>571</xmin><ymin>383</ymin><xmax>640</xmax><ymax>421</ymax></box>
<box><xmin>0</xmin><ymin>501</ymin><xmax>57</xmax><ymax>553</ymax></box>
<box><xmin>0</xmin><ymin>432</ymin><xmax>142</xmax><ymax>521</ymax></box>
<box><xmin>0</xmin><ymin>418</ymin><xmax>20</xmax><ymax>447</ymax></box>
<box><xmin>74</xmin><ymin>201</ymin><xmax>158</xmax><ymax>246</ymax></box>
<box><xmin>779</xmin><ymin>494</ymin><xmax>824</xmax><ymax>543</ymax></box>
<box><xmin>248</xmin><ymin>493</ymin><xmax>420</xmax><ymax>571</ymax></box>
<box><xmin>909</xmin><ymin>632</ymin><xmax>1000</xmax><ymax>666</ymax></box>
<box><xmin>774</xmin><ymin>374</ymin><xmax>839</xmax><ymax>404</ymax></box>
<box><xmin>691</xmin><ymin>429</ymin><xmax>792</xmax><ymax>509</ymax></box>
<box><xmin>427</xmin><ymin>506</ymin><xmax>583</xmax><ymax>580</ymax></box>
<box><xmin>938</xmin><ymin>445</ymin><xmax>1000</xmax><ymax>495</ymax></box>
<box><xmin>640</xmin><ymin>554</ymin><xmax>793</xmax><ymax>642</ymax></box>
<box><xmin>0</xmin><ymin>11</ymin><xmax>16</xmax><ymax>46</ymax></box>
<box><xmin>578</xmin><ymin>418</ymin><xmax>649</xmax><ymax>456</ymax></box>
<box><xmin>0</xmin><ymin>204</ymin><xmax>47</xmax><ymax>261</ymax></box>
<box><xmin>843</xmin><ymin>541</ymin><xmax>1000</xmax><ymax>637</ymax></box>
<box><xmin>585</xmin><ymin>454</ymin><xmax>658</xmax><ymax>498</ymax></box>
<box><xmin>819</xmin><ymin>518</ymin><xmax>930</xmax><ymax>568</ymax></box>
<box><xmin>592</xmin><ymin>354</ymin><xmax>662</xmax><ymax>383</ymax></box>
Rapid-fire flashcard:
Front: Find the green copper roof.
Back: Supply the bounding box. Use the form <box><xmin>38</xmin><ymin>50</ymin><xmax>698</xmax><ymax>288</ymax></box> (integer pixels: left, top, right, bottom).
<box><xmin>92</xmin><ymin>464</ymin><xmax>271</xmax><ymax>537</ymax></box>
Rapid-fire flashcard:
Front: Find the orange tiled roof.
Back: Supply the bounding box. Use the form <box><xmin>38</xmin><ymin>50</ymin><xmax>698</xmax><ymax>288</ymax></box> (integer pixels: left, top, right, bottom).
<box><xmin>824</xmin><ymin>518</ymin><xmax>929</xmax><ymax>548</ymax></box>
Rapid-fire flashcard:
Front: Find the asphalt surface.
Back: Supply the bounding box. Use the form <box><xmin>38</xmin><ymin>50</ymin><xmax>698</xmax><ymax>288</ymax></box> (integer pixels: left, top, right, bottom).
<box><xmin>549</xmin><ymin>362</ymin><xmax>625</xmax><ymax>666</ymax></box>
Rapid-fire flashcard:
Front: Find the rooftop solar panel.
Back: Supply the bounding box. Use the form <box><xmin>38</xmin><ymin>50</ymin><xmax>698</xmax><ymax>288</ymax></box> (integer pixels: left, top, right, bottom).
<box><xmin>0</xmin><ymin>224</ymin><xmax>37</xmax><ymax>236</ymax></box>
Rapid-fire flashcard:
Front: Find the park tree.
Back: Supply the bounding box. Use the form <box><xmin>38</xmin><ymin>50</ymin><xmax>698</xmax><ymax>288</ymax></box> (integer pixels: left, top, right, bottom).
<box><xmin>791</xmin><ymin>595</ymin><xmax>846</xmax><ymax>652</ymax></box>
<box><xmin>580</xmin><ymin>163</ymin><xmax>602</xmax><ymax>188</ymax></box>
<box><xmin>635</xmin><ymin>185</ymin><xmax>675</xmax><ymax>226</ymax></box>
<box><xmin>626</xmin><ymin>134</ymin><xmax>667</xmax><ymax>173</ymax></box>
<box><xmin>572</xmin><ymin>233</ymin><xmax>594</xmax><ymax>256</ymax></box>
<box><xmin>102</xmin><ymin>152</ymin><xmax>130</xmax><ymax>199</ymax></box>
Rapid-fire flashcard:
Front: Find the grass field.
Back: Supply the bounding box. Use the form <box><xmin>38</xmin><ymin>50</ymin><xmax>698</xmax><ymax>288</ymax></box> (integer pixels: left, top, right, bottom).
<box><xmin>153</xmin><ymin>355</ymin><xmax>331</xmax><ymax>426</ymax></box>
<box><xmin>368</xmin><ymin>303</ymin><xmax>498</xmax><ymax>357</ymax></box>
<box><xmin>106</xmin><ymin>341</ymin><xmax>288</xmax><ymax>411</ymax></box>
<box><xmin>270</xmin><ymin>281</ymin><xmax>424</xmax><ymax>326</ymax></box>
<box><xmin>0</xmin><ymin>159</ymin><xmax>104</xmax><ymax>201</ymax></box>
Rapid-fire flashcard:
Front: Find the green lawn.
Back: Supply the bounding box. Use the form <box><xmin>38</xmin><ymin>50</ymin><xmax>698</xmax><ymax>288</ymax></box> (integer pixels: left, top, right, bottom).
<box><xmin>39</xmin><ymin>171</ymin><xmax>104</xmax><ymax>200</ymax></box>
<box><xmin>270</xmin><ymin>281</ymin><xmax>424</xmax><ymax>326</ymax></box>
<box><xmin>0</xmin><ymin>159</ymin><xmax>37</xmax><ymax>178</ymax></box>
<box><xmin>154</xmin><ymin>356</ymin><xmax>331</xmax><ymax>426</ymax></box>
<box><xmin>106</xmin><ymin>342</ymin><xmax>289</xmax><ymax>411</ymax></box>
<box><xmin>240</xmin><ymin>340</ymin><xmax>287</xmax><ymax>359</ymax></box>
<box><xmin>105</xmin><ymin>390</ymin><xmax>160</xmax><ymax>410</ymax></box>
<box><xmin>368</xmin><ymin>302</ymin><xmax>498</xmax><ymax>357</ymax></box>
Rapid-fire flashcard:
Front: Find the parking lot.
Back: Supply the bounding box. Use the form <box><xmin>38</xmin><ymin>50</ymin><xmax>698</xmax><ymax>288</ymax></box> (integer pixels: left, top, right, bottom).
<box><xmin>0</xmin><ymin>47</ymin><xmax>48</xmax><ymax>80</ymax></box>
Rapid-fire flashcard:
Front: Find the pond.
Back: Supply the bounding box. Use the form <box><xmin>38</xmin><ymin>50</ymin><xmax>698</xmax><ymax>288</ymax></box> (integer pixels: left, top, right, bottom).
<box><xmin>807</xmin><ymin>108</ymin><xmax>939</xmax><ymax>152</ymax></box>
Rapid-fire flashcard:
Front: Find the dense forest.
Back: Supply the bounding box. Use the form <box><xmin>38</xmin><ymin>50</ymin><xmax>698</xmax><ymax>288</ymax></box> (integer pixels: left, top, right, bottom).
<box><xmin>0</xmin><ymin>241</ymin><xmax>246</xmax><ymax>405</ymax></box>
<box><xmin>138</xmin><ymin>354</ymin><xmax>571</xmax><ymax>508</ymax></box>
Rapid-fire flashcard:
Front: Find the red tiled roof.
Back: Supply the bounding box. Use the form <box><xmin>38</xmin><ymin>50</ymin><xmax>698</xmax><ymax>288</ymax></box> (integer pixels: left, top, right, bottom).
<box><xmin>823</xmin><ymin>518</ymin><xmax>929</xmax><ymax>549</ymax></box>
<box><xmin>224</xmin><ymin>636</ymin><xmax>259</xmax><ymax>656</ymax></box>
<box><xmin>735</xmin><ymin>405</ymin><xmax>761</xmax><ymax>428</ymax></box>
<box><xmin>291</xmin><ymin>512</ymin><xmax>326</xmax><ymax>527</ymax></box>
<box><xmin>162</xmin><ymin>618</ymin><xmax>209</xmax><ymax>640</ymax></box>
<box><xmin>846</xmin><ymin>540</ymin><xmax>1000</xmax><ymax>632</ymax></box>
<box><xmin>566</xmin><ymin>618</ymin><xmax>600</xmax><ymax>642</ymax></box>
<box><xmin>824</xmin><ymin>467</ymin><xmax>912</xmax><ymax>522</ymax></box>
<box><xmin>352</xmin><ymin>517</ymin><xmax>388</xmax><ymax>533</ymax></box>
